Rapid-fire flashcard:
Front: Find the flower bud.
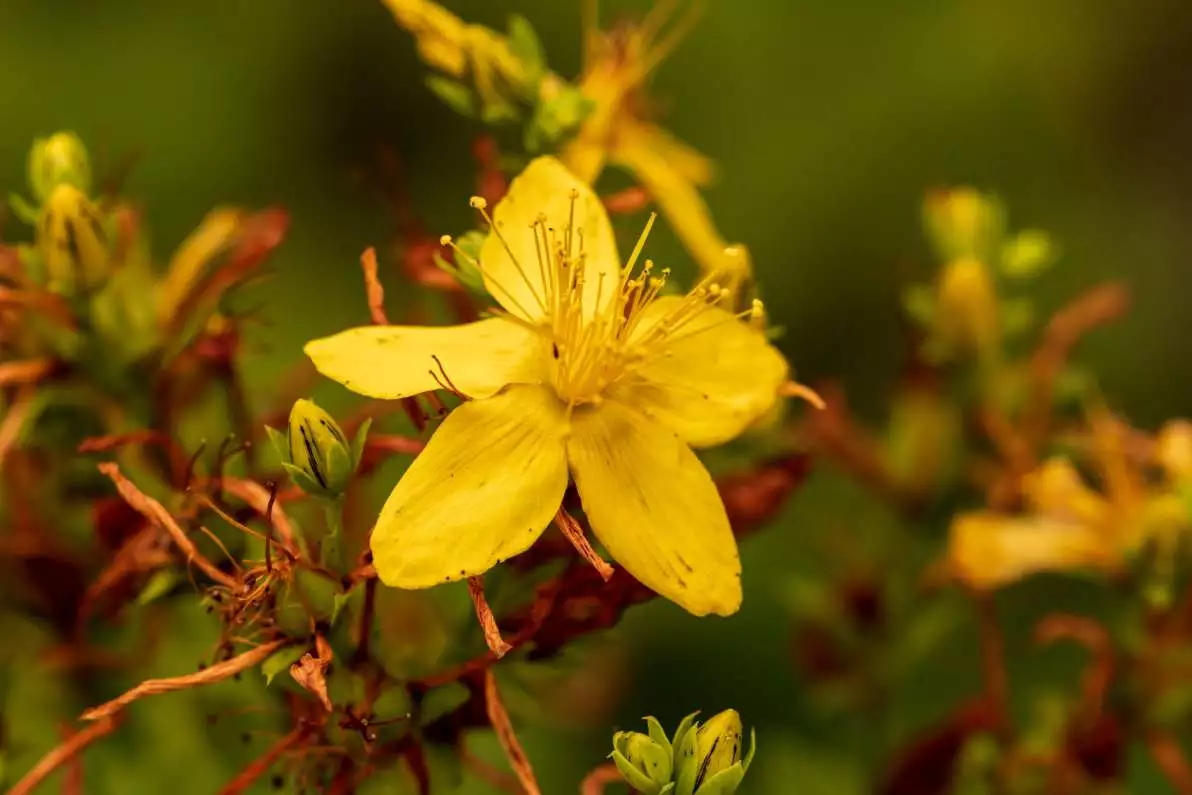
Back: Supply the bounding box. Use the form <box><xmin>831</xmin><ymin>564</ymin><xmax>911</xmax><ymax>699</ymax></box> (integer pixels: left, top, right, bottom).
<box><xmin>610</xmin><ymin>718</ymin><xmax>674</xmax><ymax>795</ymax></box>
<box><xmin>270</xmin><ymin>399</ymin><xmax>367</xmax><ymax>499</ymax></box>
<box><xmin>923</xmin><ymin>187</ymin><xmax>1003</xmax><ymax>263</ymax></box>
<box><xmin>28</xmin><ymin>132</ymin><xmax>92</xmax><ymax>203</ymax></box>
<box><xmin>937</xmin><ymin>257</ymin><xmax>999</xmax><ymax>360</ymax></box>
<box><xmin>36</xmin><ymin>183</ymin><xmax>109</xmax><ymax>295</ymax></box>
<box><xmin>675</xmin><ymin>710</ymin><xmax>756</xmax><ymax>795</ymax></box>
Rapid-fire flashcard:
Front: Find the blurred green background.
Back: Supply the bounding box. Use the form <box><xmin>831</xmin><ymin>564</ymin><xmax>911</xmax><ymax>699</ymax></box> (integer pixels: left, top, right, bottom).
<box><xmin>3</xmin><ymin>0</ymin><xmax>1192</xmax><ymax>791</ymax></box>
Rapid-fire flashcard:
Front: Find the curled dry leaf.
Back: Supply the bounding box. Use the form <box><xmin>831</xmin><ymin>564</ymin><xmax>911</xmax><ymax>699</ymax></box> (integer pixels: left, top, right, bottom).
<box><xmin>290</xmin><ymin>635</ymin><xmax>334</xmax><ymax>712</ymax></box>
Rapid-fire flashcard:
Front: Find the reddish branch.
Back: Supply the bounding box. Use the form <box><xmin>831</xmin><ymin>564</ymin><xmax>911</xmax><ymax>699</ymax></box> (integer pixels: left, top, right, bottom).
<box><xmin>484</xmin><ymin>669</ymin><xmax>541</xmax><ymax>795</ymax></box>
<box><xmin>7</xmin><ymin>715</ymin><xmax>121</xmax><ymax>795</ymax></box>
<box><xmin>1145</xmin><ymin>730</ymin><xmax>1192</xmax><ymax>795</ymax></box>
<box><xmin>80</xmin><ymin>639</ymin><xmax>288</xmax><ymax>721</ymax></box>
<box><xmin>580</xmin><ymin>763</ymin><xmax>627</xmax><ymax>795</ymax></box>
<box><xmin>217</xmin><ymin>724</ymin><xmax>313</xmax><ymax>795</ymax></box>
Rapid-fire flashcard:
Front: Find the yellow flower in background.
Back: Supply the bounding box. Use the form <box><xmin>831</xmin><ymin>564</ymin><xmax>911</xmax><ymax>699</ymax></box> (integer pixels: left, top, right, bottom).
<box><xmin>947</xmin><ymin>410</ymin><xmax>1192</xmax><ymax>591</ymax></box>
<box><xmin>381</xmin><ymin>0</ymin><xmax>753</xmax><ymax>304</ymax></box>
<box><xmin>306</xmin><ymin>157</ymin><xmax>790</xmax><ymax>616</ymax></box>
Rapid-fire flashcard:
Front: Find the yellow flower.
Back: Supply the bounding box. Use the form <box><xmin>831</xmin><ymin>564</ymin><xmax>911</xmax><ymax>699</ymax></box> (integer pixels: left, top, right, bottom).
<box><xmin>305</xmin><ymin>157</ymin><xmax>789</xmax><ymax>616</ymax></box>
<box><xmin>947</xmin><ymin>411</ymin><xmax>1192</xmax><ymax>591</ymax></box>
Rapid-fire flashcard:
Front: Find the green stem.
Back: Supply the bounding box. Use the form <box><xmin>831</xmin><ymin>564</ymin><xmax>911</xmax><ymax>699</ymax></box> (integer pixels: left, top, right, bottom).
<box><xmin>322</xmin><ymin>497</ymin><xmax>345</xmax><ymax>575</ymax></box>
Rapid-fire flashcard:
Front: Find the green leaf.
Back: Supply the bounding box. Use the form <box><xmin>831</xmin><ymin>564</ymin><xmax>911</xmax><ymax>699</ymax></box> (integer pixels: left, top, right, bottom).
<box><xmin>425</xmin><ymin>76</ymin><xmax>476</xmax><ymax>118</ymax></box>
<box><xmin>264</xmin><ymin>423</ymin><xmax>288</xmax><ymax>463</ymax></box>
<box><xmin>261</xmin><ymin>645</ymin><xmax>305</xmax><ymax>686</ymax></box>
<box><xmin>506</xmin><ymin>14</ymin><xmax>546</xmax><ymax>88</ymax></box>
<box><xmin>1000</xmin><ymin>229</ymin><xmax>1055</xmax><ymax>278</ymax></box>
<box><xmin>136</xmin><ymin>569</ymin><xmax>181</xmax><ymax>606</ymax></box>
<box><xmin>372</xmin><ymin>686</ymin><xmax>412</xmax><ymax>721</ymax></box>
<box><xmin>418</xmin><ymin>681</ymin><xmax>470</xmax><ymax>726</ymax></box>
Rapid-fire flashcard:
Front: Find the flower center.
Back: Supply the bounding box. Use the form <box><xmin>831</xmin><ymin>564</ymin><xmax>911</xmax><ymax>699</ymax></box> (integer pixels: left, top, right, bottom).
<box><xmin>454</xmin><ymin>193</ymin><xmax>764</xmax><ymax>408</ymax></box>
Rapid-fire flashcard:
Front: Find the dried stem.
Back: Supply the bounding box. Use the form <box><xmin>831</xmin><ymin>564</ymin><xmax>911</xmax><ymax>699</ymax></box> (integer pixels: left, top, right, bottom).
<box><xmin>360</xmin><ymin>247</ymin><xmax>390</xmax><ymax>325</ymax></box>
<box><xmin>80</xmin><ymin>639</ymin><xmax>287</xmax><ymax>721</ymax></box>
<box><xmin>484</xmin><ymin>669</ymin><xmax>541</xmax><ymax>795</ymax></box>
<box><xmin>461</xmin><ymin>741</ymin><xmax>523</xmax><ymax>794</ymax></box>
<box><xmin>555</xmin><ymin>508</ymin><xmax>614</xmax><ymax>581</ymax></box>
<box><xmin>7</xmin><ymin>715</ymin><xmax>121</xmax><ymax>795</ymax></box>
<box><xmin>221</xmin><ymin>475</ymin><xmax>300</xmax><ymax>555</ymax></box>
<box><xmin>98</xmin><ymin>462</ymin><xmax>238</xmax><ymax>590</ymax></box>
<box><xmin>469</xmin><ymin>576</ymin><xmax>512</xmax><ymax>657</ymax></box>
<box><xmin>975</xmin><ymin>592</ymin><xmax>1009</xmax><ymax>732</ymax></box>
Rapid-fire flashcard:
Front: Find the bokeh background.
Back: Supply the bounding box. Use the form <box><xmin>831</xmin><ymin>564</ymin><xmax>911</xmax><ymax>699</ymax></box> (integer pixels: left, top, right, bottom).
<box><xmin>2</xmin><ymin>0</ymin><xmax>1191</xmax><ymax>791</ymax></box>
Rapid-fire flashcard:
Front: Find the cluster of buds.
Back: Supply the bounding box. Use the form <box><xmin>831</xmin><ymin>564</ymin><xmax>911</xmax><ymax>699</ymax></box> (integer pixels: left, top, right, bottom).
<box><xmin>611</xmin><ymin>710</ymin><xmax>756</xmax><ymax>795</ymax></box>
<box><xmin>904</xmin><ymin>187</ymin><xmax>1055</xmax><ymax>366</ymax></box>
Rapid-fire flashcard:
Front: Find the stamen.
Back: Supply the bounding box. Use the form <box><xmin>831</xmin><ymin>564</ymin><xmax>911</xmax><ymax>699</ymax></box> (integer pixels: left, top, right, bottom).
<box><xmin>470</xmin><ymin>200</ymin><xmax>547</xmax><ymax>314</ymax></box>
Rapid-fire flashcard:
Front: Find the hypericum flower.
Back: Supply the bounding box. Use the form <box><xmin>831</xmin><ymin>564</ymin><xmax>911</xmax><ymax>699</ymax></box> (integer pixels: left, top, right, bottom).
<box><xmin>673</xmin><ymin>709</ymin><xmax>756</xmax><ymax>795</ymax></box>
<box><xmin>946</xmin><ymin>411</ymin><xmax>1192</xmax><ymax>591</ymax></box>
<box><xmin>305</xmin><ymin>157</ymin><xmax>794</xmax><ymax>616</ymax></box>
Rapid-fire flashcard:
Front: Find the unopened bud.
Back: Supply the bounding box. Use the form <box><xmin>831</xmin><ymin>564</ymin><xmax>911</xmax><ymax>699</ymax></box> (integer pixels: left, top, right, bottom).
<box><xmin>37</xmin><ymin>183</ymin><xmax>109</xmax><ymax>295</ymax></box>
<box><xmin>1156</xmin><ymin>420</ymin><xmax>1192</xmax><ymax>484</ymax></box>
<box><xmin>610</xmin><ymin>717</ymin><xmax>674</xmax><ymax>795</ymax></box>
<box><xmin>265</xmin><ymin>399</ymin><xmax>368</xmax><ymax>501</ymax></box>
<box><xmin>937</xmin><ymin>257</ymin><xmax>999</xmax><ymax>359</ymax></box>
<box><xmin>675</xmin><ymin>710</ymin><xmax>756</xmax><ymax>795</ymax></box>
<box><xmin>924</xmin><ymin>187</ymin><xmax>1003</xmax><ymax>262</ymax></box>
<box><xmin>29</xmin><ymin>132</ymin><xmax>92</xmax><ymax>203</ymax></box>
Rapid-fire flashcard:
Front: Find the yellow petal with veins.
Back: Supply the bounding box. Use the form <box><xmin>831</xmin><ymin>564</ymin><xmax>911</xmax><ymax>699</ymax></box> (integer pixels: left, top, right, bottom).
<box><xmin>372</xmin><ymin>385</ymin><xmax>569</xmax><ymax>588</ymax></box>
<box><xmin>480</xmin><ymin>156</ymin><xmax>619</xmax><ymax>323</ymax></box>
<box><xmin>567</xmin><ymin>399</ymin><xmax>742</xmax><ymax>616</ymax></box>
<box><xmin>304</xmin><ymin>318</ymin><xmax>546</xmax><ymax>400</ymax></box>
<box><xmin>614</xmin><ymin>296</ymin><xmax>788</xmax><ymax>447</ymax></box>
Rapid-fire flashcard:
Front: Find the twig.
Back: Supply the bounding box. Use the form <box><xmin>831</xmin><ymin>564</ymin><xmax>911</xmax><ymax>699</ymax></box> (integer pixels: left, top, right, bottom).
<box><xmin>221</xmin><ymin>476</ymin><xmax>299</xmax><ymax>554</ymax></box>
<box><xmin>469</xmin><ymin>577</ymin><xmax>512</xmax><ymax>657</ymax></box>
<box><xmin>0</xmin><ymin>358</ymin><xmax>55</xmax><ymax>387</ymax></box>
<box><xmin>218</xmin><ymin>724</ymin><xmax>311</xmax><ymax>795</ymax></box>
<box><xmin>79</xmin><ymin>639</ymin><xmax>287</xmax><ymax>721</ymax></box>
<box><xmin>6</xmin><ymin>715</ymin><xmax>121</xmax><ymax>795</ymax></box>
<box><xmin>975</xmin><ymin>593</ymin><xmax>1009</xmax><ymax>732</ymax></box>
<box><xmin>364</xmin><ymin>434</ymin><xmax>426</xmax><ymax>456</ymax></box>
<box><xmin>1144</xmin><ymin>729</ymin><xmax>1192</xmax><ymax>794</ymax></box>
<box><xmin>360</xmin><ymin>247</ymin><xmax>390</xmax><ymax>325</ymax></box>
<box><xmin>1025</xmin><ymin>282</ymin><xmax>1129</xmax><ymax>446</ymax></box>
<box><xmin>353</xmin><ymin>578</ymin><xmax>378</xmax><ymax>665</ymax></box>
<box><xmin>580</xmin><ymin>763</ymin><xmax>626</xmax><ymax>795</ymax></box>
<box><xmin>554</xmin><ymin>508</ymin><xmax>614</xmax><ymax>582</ymax></box>
<box><xmin>484</xmin><ymin>669</ymin><xmax>541</xmax><ymax>795</ymax></box>
<box><xmin>1035</xmin><ymin>614</ymin><xmax>1113</xmax><ymax>722</ymax></box>
<box><xmin>98</xmin><ymin>462</ymin><xmax>238</xmax><ymax>589</ymax></box>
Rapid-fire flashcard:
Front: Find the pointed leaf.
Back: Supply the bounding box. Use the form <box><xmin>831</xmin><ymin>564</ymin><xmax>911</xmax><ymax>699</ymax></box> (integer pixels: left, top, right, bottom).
<box><xmin>261</xmin><ymin>645</ymin><xmax>305</xmax><ymax>686</ymax></box>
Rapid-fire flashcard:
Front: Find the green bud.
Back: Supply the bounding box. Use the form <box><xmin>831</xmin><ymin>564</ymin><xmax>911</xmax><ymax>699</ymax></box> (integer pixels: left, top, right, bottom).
<box><xmin>675</xmin><ymin>710</ymin><xmax>756</xmax><ymax>795</ymax></box>
<box><xmin>28</xmin><ymin>132</ymin><xmax>92</xmax><ymax>203</ymax></box>
<box><xmin>611</xmin><ymin>717</ymin><xmax>675</xmax><ymax>795</ymax></box>
<box><xmin>271</xmin><ymin>399</ymin><xmax>368</xmax><ymax>498</ymax></box>
<box><xmin>923</xmin><ymin>187</ymin><xmax>1004</xmax><ymax>263</ymax></box>
<box><xmin>36</xmin><ymin>183</ymin><xmax>109</xmax><ymax>295</ymax></box>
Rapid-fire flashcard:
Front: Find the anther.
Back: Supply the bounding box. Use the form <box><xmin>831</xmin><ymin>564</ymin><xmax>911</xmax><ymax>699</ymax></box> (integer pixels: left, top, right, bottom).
<box><xmin>439</xmin><ymin>234</ymin><xmax>452</xmax><ymax>246</ymax></box>
<box><xmin>469</xmin><ymin>196</ymin><xmax>487</xmax><ymax>210</ymax></box>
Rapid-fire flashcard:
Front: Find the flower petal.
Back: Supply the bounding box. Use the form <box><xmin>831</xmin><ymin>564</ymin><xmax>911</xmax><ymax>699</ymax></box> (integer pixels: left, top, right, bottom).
<box><xmin>615</xmin><ymin>297</ymin><xmax>789</xmax><ymax>447</ymax></box>
<box><xmin>304</xmin><ymin>317</ymin><xmax>545</xmax><ymax>400</ymax></box>
<box><xmin>480</xmin><ymin>156</ymin><xmax>618</xmax><ymax>322</ymax></box>
<box><xmin>566</xmin><ymin>399</ymin><xmax>741</xmax><ymax>616</ymax></box>
<box><xmin>371</xmin><ymin>385</ymin><xmax>569</xmax><ymax>588</ymax></box>
<box><xmin>948</xmin><ymin>511</ymin><xmax>1117</xmax><ymax>591</ymax></box>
